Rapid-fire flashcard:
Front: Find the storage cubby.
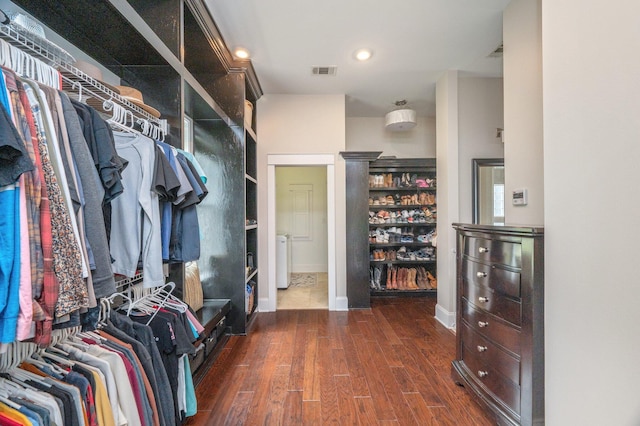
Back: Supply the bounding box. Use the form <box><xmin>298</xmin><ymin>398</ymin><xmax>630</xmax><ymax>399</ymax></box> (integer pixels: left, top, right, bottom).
<box><xmin>127</xmin><ymin>0</ymin><xmax>182</xmax><ymax>58</ymax></box>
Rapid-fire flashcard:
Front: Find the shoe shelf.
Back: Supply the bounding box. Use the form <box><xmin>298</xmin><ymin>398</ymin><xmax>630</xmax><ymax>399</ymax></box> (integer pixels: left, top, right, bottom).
<box><xmin>370</xmin><ymin>259</ymin><xmax>436</xmax><ymax>265</ymax></box>
<box><xmin>369</xmin><ymin>186</ymin><xmax>436</xmax><ymax>191</ymax></box>
<box><xmin>370</xmin><ymin>263</ymin><xmax>437</xmax><ymax>292</ymax></box>
<box><xmin>371</xmin><ymin>289</ymin><xmax>436</xmax><ymax>297</ymax></box>
<box><xmin>369</xmin><ymin>222</ymin><xmax>436</xmax><ymax>227</ymax></box>
<box><xmin>368</xmin><ymin>158</ymin><xmax>437</xmax><ymax>297</ymax></box>
<box><xmin>370</xmin><ymin>242</ymin><xmax>436</xmax><ymax>248</ymax></box>
<box><xmin>369</xmin><ymin>204</ymin><xmax>433</xmax><ymax>210</ymax></box>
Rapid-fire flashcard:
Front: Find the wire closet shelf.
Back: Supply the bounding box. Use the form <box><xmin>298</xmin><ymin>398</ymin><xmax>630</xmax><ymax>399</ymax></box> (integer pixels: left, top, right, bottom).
<box><xmin>0</xmin><ymin>21</ymin><xmax>168</xmax><ymax>138</ymax></box>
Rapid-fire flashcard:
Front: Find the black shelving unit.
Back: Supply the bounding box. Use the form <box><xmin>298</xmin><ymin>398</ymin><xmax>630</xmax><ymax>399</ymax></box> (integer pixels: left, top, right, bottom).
<box><xmin>341</xmin><ymin>154</ymin><xmax>437</xmax><ymax>308</ymax></box>
<box><xmin>367</xmin><ymin>158</ymin><xmax>437</xmax><ymax>296</ymax></box>
<box><xmin>11</xmin><ymin>0</ymin><xmax>263</xmax><ymax>368</ymax></box>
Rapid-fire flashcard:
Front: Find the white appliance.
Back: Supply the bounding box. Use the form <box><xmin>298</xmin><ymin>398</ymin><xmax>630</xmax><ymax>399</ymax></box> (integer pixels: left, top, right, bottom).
<box><xmin>276</xmin><ymin>234</ymin><xmax>291</xmax><ymax>289</ymax></box>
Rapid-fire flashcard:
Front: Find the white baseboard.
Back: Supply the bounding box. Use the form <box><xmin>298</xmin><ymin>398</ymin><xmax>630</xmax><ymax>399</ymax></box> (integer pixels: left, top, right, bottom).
<box><xmin>258</xmin><ymin>297</ymin><xmax>273</xmax><ymax>312</ymax></box>
<box><xmin>435</xmin><ymin>303</ymin><xmax>456</xmax><ymax>330</ymax></box>
<box><xmin>334</xmin><ymin>296</ymin><xmax>349</xmax><ymax>311</ymax></box>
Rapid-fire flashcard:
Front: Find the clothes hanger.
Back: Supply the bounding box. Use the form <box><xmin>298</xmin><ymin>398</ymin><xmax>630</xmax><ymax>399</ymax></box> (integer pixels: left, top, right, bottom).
<box><xmin>0</xmin><ymin>377</ymin><xmax>23</xmax><ymax>391</ymax></box>
<box><xmin>26</xmin><ymin>352</ymin><xmax>67</xmax><ymax>376</ymax></box>
<box><xmin>0</xmin><ymin>374</ymin><xmax>38</xmax><ymax>392</ymax></box>
<box><xmin>0</xmin><ymin>394</ymin><xmax>21</xmax><ymax>410</ymax></box>
<box><xmin>105</xmin><ymin>288</ymin><xmax>135</xmax><ymax>318</ymax></box>
<box><xmin>9</xmin><ymin>44</ymin><xmax>22</xmax><ymax>76</ymax></box>
<box><xmin>9</xmin><ymin>367</ymin><xmax>50</xmax><ymax>388</ymax></box>
<box><xmin>0</xmin><ymin>343</ymin><xmax>9</xmax><ymax>371</ymax></box>
<box><xmin>77</xmin><ymin>330</ymin><xmax>103</xmax><ymax>342</ymax></box>
<box><xmin>125</xmin><ymin>282</ymin><xmax>176</xmax><ymax>324</ymax></box>
<box><xmin>158</xmin><ymin>282</ymin><xmax>188</xmax><ymax>313</ymax></box>
<box><xmin>41</xmin><ymin>349</ymin><xmax>75</xmax><ymax>367</ymax></box>
<box><xmin>62</xmin><ymin>335</ymin><xmax>92</xmax><ymax>350</ymax></box>
<box><xmin>0</xmin><ymin>39</ymin><xmax>9</xmax><ymax>67</ymax></box>
<box><xmin>46</xmin><ymin>345</ymin><xmax>69</xmax><ymax>357</ymax></box>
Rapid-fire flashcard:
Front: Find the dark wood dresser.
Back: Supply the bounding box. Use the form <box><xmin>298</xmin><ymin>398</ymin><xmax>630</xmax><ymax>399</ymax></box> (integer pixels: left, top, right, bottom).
<box><xmin>452</xmin><ymin>224</ymin><xmax>544</xmax><ymax>426</ymax></box>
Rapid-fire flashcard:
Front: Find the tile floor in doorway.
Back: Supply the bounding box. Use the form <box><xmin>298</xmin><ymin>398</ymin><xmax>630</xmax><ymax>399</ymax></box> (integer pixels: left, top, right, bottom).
<box><xmin>277</xmin><ymin>272</ymin><xmax>328</xmax><ymax>309</ymax></box>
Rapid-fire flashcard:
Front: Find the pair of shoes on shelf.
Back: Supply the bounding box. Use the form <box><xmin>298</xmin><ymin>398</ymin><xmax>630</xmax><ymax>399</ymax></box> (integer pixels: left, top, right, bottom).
<box><xmin>371</xmin><ymin>249</ymin><xmax>386</xmax><ymax>261</ymax></box>
<box><xmin>393</xmin><ymin>267</ymin><xmax>419</xmax><ymax>289</ymax></box>
<box><xmin>400</xmin><ymin>194</ymin><xmax>417</xmax><ymax>205</ymax></box>
<box><xmin>420</xmin><ymin>193</ymin><xmax>436</xmax><ymax>205</ymax></box>
<box><xmin>369</xmin><ymin>175</ymin><xmax>384</xmax><ymax>188</ymax></box>
<box><xmin>370</xmin><ymin>265</ymin><xmax>384</xmax><ymax>289</ymax></box>
<box><xmin>375</xmin><ymin>228</ymin><xmax>389</xmax><ymax>243</ymax></box>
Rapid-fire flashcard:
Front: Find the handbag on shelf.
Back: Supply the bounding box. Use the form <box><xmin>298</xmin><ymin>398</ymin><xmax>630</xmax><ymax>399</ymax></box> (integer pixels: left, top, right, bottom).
<box><xmin>183</xmin><ymin>261</ymin><xmax>204</xmax><ymax>311</ymax></box>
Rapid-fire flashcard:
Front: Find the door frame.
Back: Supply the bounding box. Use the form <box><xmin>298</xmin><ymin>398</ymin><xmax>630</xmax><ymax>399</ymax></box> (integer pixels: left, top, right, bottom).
<box><xmin>266</xmin><ymin>154</ymin><xmax>336</xmax><ymax>311</ymax></box>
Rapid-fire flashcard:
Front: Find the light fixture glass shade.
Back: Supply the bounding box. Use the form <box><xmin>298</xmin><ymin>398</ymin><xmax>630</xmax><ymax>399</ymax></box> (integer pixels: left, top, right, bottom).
<box><xmin>385</xmin><ymin>109</ymin><xmax>417</xmax><ymax>131</ymax></box>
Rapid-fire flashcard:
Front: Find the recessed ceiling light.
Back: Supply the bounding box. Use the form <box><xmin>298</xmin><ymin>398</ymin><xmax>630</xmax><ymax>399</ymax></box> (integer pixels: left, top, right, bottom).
<box><xmin>354</xmin><ymin>48</ymin><xmax>373</xmax><ymax>61</ymax></box>
<box><xmin>234</xmin><ymin>47</ymin><xmax>250</xmax><ymax>59</ymax></box>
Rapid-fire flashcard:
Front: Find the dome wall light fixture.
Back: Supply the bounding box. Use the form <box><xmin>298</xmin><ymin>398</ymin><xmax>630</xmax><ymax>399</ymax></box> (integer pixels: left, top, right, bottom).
<box><xmin>385</xmin><ymin>100</ymin><xmax>417</xmax><ymax>132</ymax></box>
<box><xmin>354</xmin><ymin>48</ymin><xmax>373</xmax><ymax>61</ymax></box>
<box><xmin>234</xmin><ymin>47</ymin><xmax>250</xmax><ymax>59</ymax></box>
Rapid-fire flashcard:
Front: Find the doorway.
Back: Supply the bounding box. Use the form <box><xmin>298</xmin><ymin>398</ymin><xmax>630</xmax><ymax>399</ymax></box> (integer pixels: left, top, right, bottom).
<box><xmin>266</xmin><ymin>154</ymin><xmax>337</xmax><ymax>312</ymax></box>
<box><xmin>275</xmin><ymin>166</ymin><xmax>328</xmax><ymax>309</ymax></box>
<box><xmin>472</xmin><ymin>158</ymin><xmax>505</xmax><ymax>225</ymax></box>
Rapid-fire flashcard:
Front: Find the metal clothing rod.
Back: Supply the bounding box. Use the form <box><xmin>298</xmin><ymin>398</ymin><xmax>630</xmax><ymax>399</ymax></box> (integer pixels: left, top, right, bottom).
<box><xmin>0</xmin><ymin>21</ymin><xmax>167</xmax><ymax>138</ymax></box>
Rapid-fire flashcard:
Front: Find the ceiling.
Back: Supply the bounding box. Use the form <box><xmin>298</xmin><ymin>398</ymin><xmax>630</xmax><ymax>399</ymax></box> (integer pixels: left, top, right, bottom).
<box><xmin>204</xmin><ymin>0</ymin><xmax>510</xmax><ymax>118</ymax></box>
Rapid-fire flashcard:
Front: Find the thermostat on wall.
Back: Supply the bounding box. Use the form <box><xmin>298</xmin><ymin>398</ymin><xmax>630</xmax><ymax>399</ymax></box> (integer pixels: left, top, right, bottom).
<box><xmin>512</xmin><ymin>188</ymin><xmax>528</xmax><ymax>206</ymax></box>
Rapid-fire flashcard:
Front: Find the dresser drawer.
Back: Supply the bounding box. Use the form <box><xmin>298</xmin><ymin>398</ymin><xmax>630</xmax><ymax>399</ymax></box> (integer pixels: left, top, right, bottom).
<box><xmin>462</xmin><ymin>298</ymin><xmax>521</xmax><ymax>356</ymax></box>
<box><xmin>465</xmin><ymin>237</ymin><xmax>521</xmax><ymax>268</ymax></box>
<box><xmin>463</xmin><ymin>280</ymin><xmax>521</xmax><ymax>326</ymax></box>
<box><xmin>460</xmin><ymin>348</ymin><xmax>521</xmax><ymax>416</ymax></box>
<box><xmin>461</xmin><ymin>321</ymin><xmax>520</xmax><ymax>384</ymax></box>
<box><xmin>461</xmin><ymin>258</ymin><xmax>521</xmax><ymax>299</ymax></box>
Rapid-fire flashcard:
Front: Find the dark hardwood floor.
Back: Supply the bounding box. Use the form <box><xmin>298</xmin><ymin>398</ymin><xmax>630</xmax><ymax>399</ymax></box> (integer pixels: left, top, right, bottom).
<box><xmin>185</xmin><ymin>297</ymin><xmax>494</xmax><ymax>425</ymax></box>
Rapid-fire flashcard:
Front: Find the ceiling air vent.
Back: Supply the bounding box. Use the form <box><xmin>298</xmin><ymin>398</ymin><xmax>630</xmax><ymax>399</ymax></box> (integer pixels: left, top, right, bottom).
<box><xmin>312</xmin><ymin>66</ymin><xmax>337</xmax><ymax>76</ymax></box>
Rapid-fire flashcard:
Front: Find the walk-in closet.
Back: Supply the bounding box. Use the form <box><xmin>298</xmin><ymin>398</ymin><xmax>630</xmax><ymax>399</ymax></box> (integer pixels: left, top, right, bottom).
<box><xmin>0</xmin><ymin>0</ymin><xmax>261</xmax><ymax>424</ymax></box>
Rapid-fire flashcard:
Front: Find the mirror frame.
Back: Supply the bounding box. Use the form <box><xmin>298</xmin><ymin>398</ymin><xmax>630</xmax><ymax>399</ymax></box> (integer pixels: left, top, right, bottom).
<box><xmin>472</xmin><ymin>158</ymin><xmax>505</xmax><ymax>224</ymax></box>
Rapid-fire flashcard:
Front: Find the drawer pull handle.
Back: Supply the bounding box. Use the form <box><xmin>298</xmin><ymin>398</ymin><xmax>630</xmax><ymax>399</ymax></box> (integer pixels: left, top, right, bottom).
<box><xmin>476</xmin><ymin>271</ymin><xmax>487</xmax><ymax>278</ymax></box>
<box><xmin>477</xmin><ymin>345</ymin><xmax>488</xmax><ymax>352</ymax></box>
<box><xmin>478</xmin><ymin>321</ymin><xmax>489</xmax><ymax>328</ymax></box>
<box><xmin>478</xmin><ymin>296</ymin><xmax>489</xmax><ymax>303</ymax></box>
<box><xmin>478</xmin><ymin>370</ymin><xmax>489</xmax><ymax>378</ymax></box>
<box><xmin>478</xmin><ymin>247</ymin><xmax>490</xmax><ymax>253</ymax></box>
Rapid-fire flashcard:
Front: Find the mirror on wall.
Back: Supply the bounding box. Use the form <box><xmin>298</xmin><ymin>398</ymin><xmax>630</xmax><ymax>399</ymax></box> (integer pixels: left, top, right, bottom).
<box><xmin>472</xmin><ymin>158</ymin><xmax>505</xmax><ymax>225</ymax></box>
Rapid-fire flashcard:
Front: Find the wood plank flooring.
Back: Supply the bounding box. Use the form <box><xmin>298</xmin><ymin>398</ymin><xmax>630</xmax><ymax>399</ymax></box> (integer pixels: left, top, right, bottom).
<box><xmin>184</xmin><ymin>297</ymin><xmax>494</xmax><ymax>425</ymax></box>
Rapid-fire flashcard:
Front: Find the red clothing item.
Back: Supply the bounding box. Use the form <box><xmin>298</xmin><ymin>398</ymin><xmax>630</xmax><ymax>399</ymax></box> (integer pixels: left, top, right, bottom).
<box><xmin>17</xmin><ymin>81</ymin><xmax>52</xmax><ymax>339</ymax></box>
<box><xmin>0</xmin><ymin>413</ymin><xmax>24</xmax><ymax>426</ymax></box>
<box><xmin>22</xmin><ymin>80</ymin><xmax>61</xmax><ymax>346</ymax></box>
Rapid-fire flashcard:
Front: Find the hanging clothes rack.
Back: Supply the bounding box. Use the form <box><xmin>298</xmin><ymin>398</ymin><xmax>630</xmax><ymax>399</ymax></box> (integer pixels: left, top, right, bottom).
<box><xmin>0</xmin><ymin>20</ymin><xmax>167</xmax><ymax>139</ymax></box>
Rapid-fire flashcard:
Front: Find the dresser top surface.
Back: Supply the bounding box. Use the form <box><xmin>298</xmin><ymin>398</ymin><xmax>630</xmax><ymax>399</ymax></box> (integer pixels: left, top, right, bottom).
<box><xmin>453</xmin><ymin>223</ymin><xmax>544</xmax><ymax>236</ymax></box>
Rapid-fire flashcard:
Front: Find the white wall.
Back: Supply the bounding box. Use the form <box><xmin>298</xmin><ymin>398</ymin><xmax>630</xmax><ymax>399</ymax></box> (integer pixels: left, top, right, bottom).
<box><xmin>435</xmin><ymin>70</ymin><xmax>459</xmax><ymax>328</ymax></box>
<box><xmin>275</xmin><ymin>166</ymin><xmax>328</xmax><ymax>273</ymax></box>
<box><xmin>503</xmin><ymin>0</ymin><xmax>544</xmax><ymax>226</ymax></box>
<box><xmin>256</xmin><ymin>94</ymin><xmax>347</xmax><ymax>310</ymax></box>
<box><xmin>542</xmin><ymin>0</ymin><xmax>640</xmax><ymax>424</ymax></box>
<box><xmin>346</xmin><ymin>117</ymin><xmax>436</xmax><ymax>157</ymax></box>
<box><xmin>458</xmin><ymin>77</ymin><xmax>505</xmax><ymax>224</ymax></box>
